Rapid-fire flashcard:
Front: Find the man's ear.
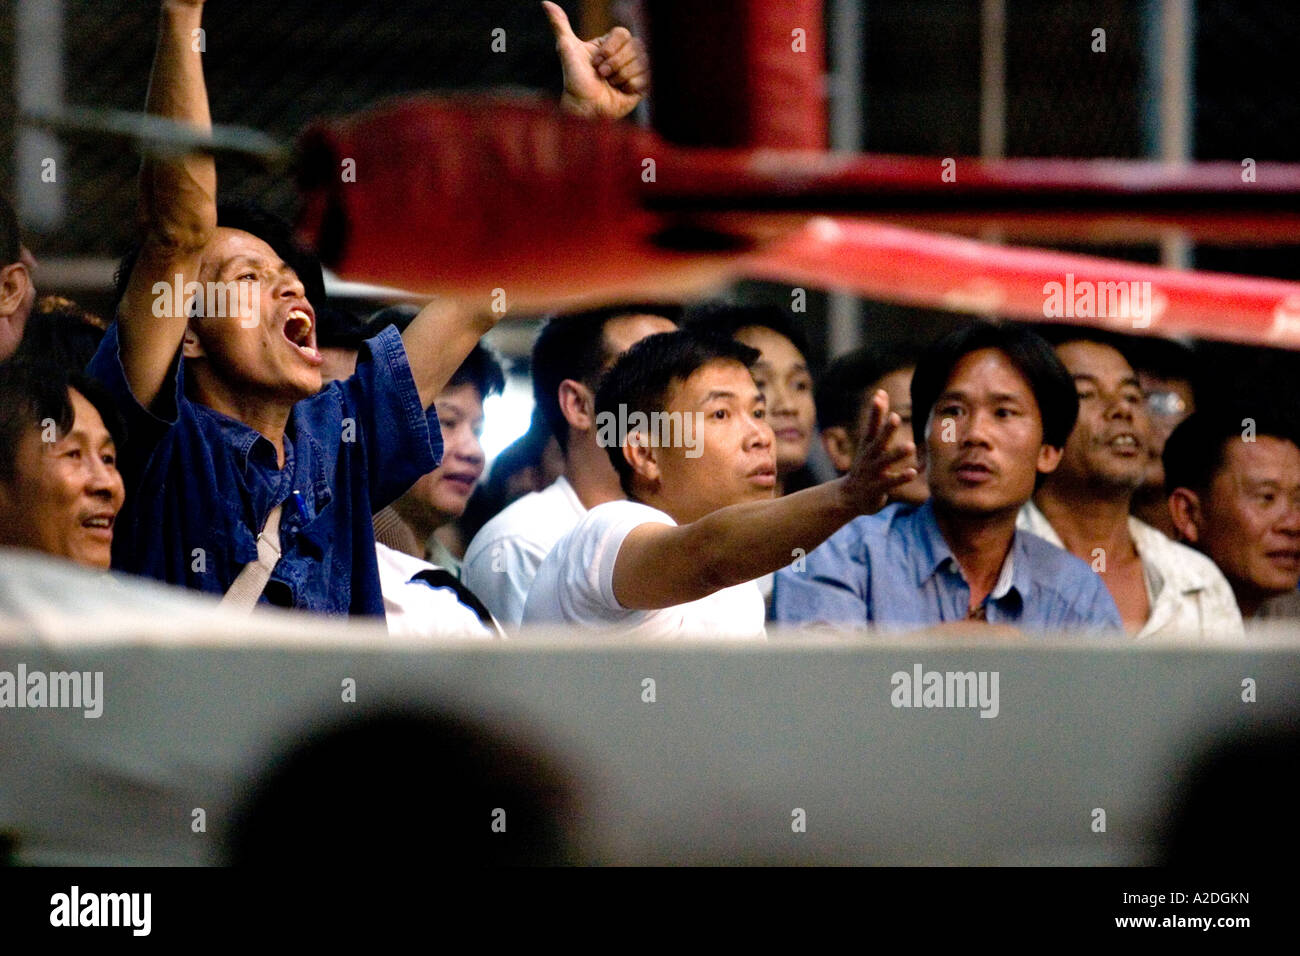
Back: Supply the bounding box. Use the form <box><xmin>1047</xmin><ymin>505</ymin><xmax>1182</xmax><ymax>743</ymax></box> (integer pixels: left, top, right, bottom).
<box><xmin>1168</xmin><ymin>488</ymin><xmax>1203</xmax><ymax>544</ymax></box>
<box><xmin>1036</xmin><ymin>443</ymin><xmax>1063</xmax><ymax>475</ymax></box>
<box><xmin>0</xmin><ymin>262</ymin><xmax>31</xmax><ymax>317</ymax></box>
<box><xmin>181</xmin><ymin>323</ymin><xmax>205</xmax><ymax>359</ymax></box>
<box><xmin>820</xmin><ymin>426</ymin><xmax>855</xmax><ymax>474</ymax></box>
<box><xmin>622</xmin><ymin>431</ymin><xmax>660</xmax><ymax>488</ymax></box>
<box><xmin>557</xmin><ymin>379</ymin><xmax>595</xmax><ymax>432</ymax></box>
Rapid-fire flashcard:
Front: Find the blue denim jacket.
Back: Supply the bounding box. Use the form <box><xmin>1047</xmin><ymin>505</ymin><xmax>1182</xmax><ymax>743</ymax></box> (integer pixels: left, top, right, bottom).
<box><xmin>87</xmin><ymin>324</ymin><xmax>441</xmax><ymax>616</ymax></box>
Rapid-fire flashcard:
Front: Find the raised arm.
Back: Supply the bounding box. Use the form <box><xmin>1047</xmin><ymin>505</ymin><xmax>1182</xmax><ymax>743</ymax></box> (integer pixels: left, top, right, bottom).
<box><xmin>117</xmin><ymin>0</ymin><xmax>217</xmax><ymax>408</ymax></box>
<box><xmin>612</xmin><ymin>391</ymin><xmax>916</xmax><ymax>609</ymax></box>
<box><xmin>542</xmin><ymin>1</ymin><xmax>649</xmax><ymax>120</ymax></box>
<box><xmin>399</xmin><ymin>298</ymin><xmax>502</xmax><ymax>410</ymax></box>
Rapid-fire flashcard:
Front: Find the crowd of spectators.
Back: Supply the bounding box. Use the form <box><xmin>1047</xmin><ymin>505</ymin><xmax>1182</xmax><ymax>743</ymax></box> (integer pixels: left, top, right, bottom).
<box><xmin>3</xmin><ymin>0</ymin><xmax>1297</xmax><ymax>643</ymax></box>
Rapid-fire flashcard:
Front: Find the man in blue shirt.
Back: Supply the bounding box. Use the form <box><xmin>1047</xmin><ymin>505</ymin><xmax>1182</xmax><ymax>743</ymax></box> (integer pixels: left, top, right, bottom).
<box><xmin>86</xmin><ymin>0</ymin><xmax>500</xmax><ymax>616</ymax></box>
<box><xmin>773</xmin><ymin>323</ymin><xmax>1123</xmax><ymax>633</ymax></box>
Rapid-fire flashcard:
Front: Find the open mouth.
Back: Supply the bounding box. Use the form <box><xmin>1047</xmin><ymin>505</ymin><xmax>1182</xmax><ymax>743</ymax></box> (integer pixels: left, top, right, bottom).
<box><xmin>1106</xmin><ymin>434</ymin><xmax>1142</xmax><ymax>454</ymax></box>
<box><xmin>81</xmin><ymin>514</ymin><xmax>115</xmax><ymax>538</ymax></box>
<box><xmin>283</xmin><ymin>308</ymin><xmax>322</xmax><ymax>364</ymax></box>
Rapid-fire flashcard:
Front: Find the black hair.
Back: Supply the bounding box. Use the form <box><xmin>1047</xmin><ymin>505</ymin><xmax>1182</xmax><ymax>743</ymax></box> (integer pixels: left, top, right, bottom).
<box><xmin>1029</xmin><ymin>323</ymin><xmax>1140</xmax><ymax>369</ymax></box>
<box><xmin>314</xmin><ymin>304</ymin><xmax>366</xmax><ymax>351</ymax></box>
<box><xmin>1163</xmin><ymin>406</ymin><xmax>1300</xmax><ymax>495</ymax></box>
<box><xmin>365</xmin><ymin>304</ymin><xmax>505</xmax><ymax>400</ymax></box>
<box><xmin>532</xmin><ymin>304</ymin><xmax>682</xmax><ymax>452</ymax></box>
<box><xmin>910</xmin><ymin>322</ymin><xmax>1079</xmax><ymax>450</ymax></box>
<box><xmin>595</xmin><ymin>328</ymin><xmax>760</xmax><ymax>496</ymax></box>
<box><xmin>0</xmin><ymin>193</ymin><xmax>20</xmax><ymax>265</ymax></box>
<box><xmin>11</xmin><ymin>297</ymin><xmax>107</xmax><ymax>374</ymax></box>
<box><xmin>0</xmin><ymin>363</ymin><xmax>126</xmax><ymax>483</ymax></box>
<box><xmin>111</xmin><ymin>200</ymin><xmax>327</xmax><ymax>318</ymax></box>
<box><xmin>683</xmin><ymin>302</ymin><xmax>812</xmax><ymax>365</ymax></box>
<box><xmin>816</xmin><ymin>343</ymin><xmax>919</xmax><ymax>430</ymax></box>
<box><xmin>1125</xmin><ymin>335</ymin><xmax>1203</xmax><ymax>398</ymax></box>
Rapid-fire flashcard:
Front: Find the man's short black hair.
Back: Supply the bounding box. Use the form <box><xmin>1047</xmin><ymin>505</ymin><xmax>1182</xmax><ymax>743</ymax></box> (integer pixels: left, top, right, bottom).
<box><xmin>1029</xmin><ymin>323</ymin><xmax>1141</xmax><ymax>369</ymax></box>
<box><xmin>0</xmin><ymin>193</ymin><xmax>21</xmax><ymax>265</ymax></box>
<box><xmin>532</xmin><ymin>304</ymin><xmax>682</xmax><ymax>452</ymax></box>
<box><xmin>683</xmin><ymin>302</ymin><xmax>812</xmax><ymax>363</ymax></box>
<box><xmin>816</xmin><ymin>343</ymin><xmax>919</xmax><ymax>430</ymax></box>
<box><xmin>1126</xmin><ymin>335</ymin><xmax>1203</xmax><ymax>395</ymax></box>
<box><xmin>595</xmin><ymin>329</ymin><xmax>760</xmax><ymax>496</ymax></box>
<box><xmin>1163</xmin><ymin>407</ymin><xmax>1300</xmax><ymax>495</ymax></box>
<box><xmin>910</xmin><ymin>322</ymin><xmax>1079</xmax><ymax>450</ymax></box>
<box><xmin>111</xmin><ymin>200</ymin><xmax>327</xmax><ymax>318</ymax></box>
<box><xmin>0</xmin><ymin>363</ymin><xmax>126</xmax><ymax>483</ymax></box>
<box><xmin>365</xmin><ymin>304</ymin><xmax>505</xmax><ymax>400</ymax></box>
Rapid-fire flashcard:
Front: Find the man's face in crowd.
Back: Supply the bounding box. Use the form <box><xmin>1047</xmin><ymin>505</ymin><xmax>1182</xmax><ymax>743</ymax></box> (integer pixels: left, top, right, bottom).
<box><xmin>1139</xmin><ymin>371</ymin><xmax>1194</xmax><ymax>494</ymax></box>
<box><xmin>1052</xmin><ymin>341</ymin><xmax>1148</xmax><ymax>493</ymax></box>
<box><xmin>638</xmin><ymin>359</ymin><xmax>776</xmax><ymax>525</ymax></box>
<box><xmin>924</xmin><ymin>348</ymin><xmax>1061</xmax><ymax>518</ymax></box>
<box><xmin>395</xmin><ymin>384</ymin><xmax>486</xmax><ymax>531</ymax></box>
<box><xmin>1179</xmin><ymin>436</ymin><xmax>1300</xmax><ymax>610</ymax></box>
<box><xmin>0</xmin><ymin>388</ymin><xmax>125</xmax><ymax>569</ymax></box>
<box><xmin>733</xmin><ymin>325</ymin><xmax>815</xmax><ymax>477</ymax></box>
<box><xmin>188</xmin><ymin>228</ymin><xmax>322</xmax><ymax>401</ymax></box>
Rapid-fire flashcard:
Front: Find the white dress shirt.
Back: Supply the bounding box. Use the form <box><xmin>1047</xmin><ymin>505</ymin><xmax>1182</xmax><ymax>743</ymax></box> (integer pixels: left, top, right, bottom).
<box><xmin>1017</xmin><ymin>500</ymin><xmax>1244</xmax><ymax>641</ymax></box>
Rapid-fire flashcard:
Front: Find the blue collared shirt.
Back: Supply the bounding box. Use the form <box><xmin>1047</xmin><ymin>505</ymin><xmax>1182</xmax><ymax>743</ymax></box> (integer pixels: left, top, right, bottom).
<box><xmin>87</xmin><ymin>323</ymin><xmax>442</xmax><ymax>616</ymax></box>
<box><xmin>772</xmin><ymin>500</ymin><xmax>1122</xmax><ymax>633</ymax></box>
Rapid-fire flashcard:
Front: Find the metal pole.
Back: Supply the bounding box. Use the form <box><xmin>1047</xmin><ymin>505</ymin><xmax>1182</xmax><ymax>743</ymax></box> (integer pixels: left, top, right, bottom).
<box><xmin>16</xmin><ymin>0</ymin><xmax>66</xmax><ymax>231</ymax></box>
<box><xmin>826</xmin><ymin>0</ymin><xmax>865</xmax><ymax>356</ymax></box>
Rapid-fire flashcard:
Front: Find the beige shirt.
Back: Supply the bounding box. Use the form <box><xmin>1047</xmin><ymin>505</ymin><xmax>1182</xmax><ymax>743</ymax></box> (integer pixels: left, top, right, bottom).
<box><xmin>1018</xmin><ymin>501</ymin><xmax>1245</xmax><ymax>641</ymax></box>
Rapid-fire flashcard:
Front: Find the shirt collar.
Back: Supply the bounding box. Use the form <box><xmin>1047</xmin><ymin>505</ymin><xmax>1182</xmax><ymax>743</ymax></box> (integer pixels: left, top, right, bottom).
<box><xmin>915</xmin><ymin>499</ymin><xmax>1023</xmax><ymax>602</ymax></box>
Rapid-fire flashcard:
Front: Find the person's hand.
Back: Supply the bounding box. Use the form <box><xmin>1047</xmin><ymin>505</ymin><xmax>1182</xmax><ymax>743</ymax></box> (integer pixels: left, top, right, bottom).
<box><xmin>839</xmin><ymin>389</ymin><xmax>917</xmax><ymax>515</ymax></box>
<box><xmin>542</xmin><ymin>1</ymin><xmax>648</xmax><ymax>120</ymax></box>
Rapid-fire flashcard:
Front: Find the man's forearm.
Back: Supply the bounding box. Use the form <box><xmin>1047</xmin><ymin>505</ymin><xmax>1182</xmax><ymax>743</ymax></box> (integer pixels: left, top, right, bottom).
<box><xmin>617</xmin><ymin>480</ymin><xmax>861</xmax><ymax>609</ymax></box>
<box><xmin>401</xmin><ymin>299</ymin><xmax>500</xmax><ymax>409</ymax></box>
<box><xmin>139</xmin><ymin>0</ymin><xmax>216</xmax><ymax>249</ymax></box>
<box><xmin>686</xmin><ymin>479</ymin><xmax>858</xmax><ymax>592</ymax></box>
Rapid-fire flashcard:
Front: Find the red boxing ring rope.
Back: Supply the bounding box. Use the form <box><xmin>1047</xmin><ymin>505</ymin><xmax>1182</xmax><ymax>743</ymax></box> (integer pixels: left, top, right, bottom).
<box><xmin>295</xmin><ymin>97</ymin><xmax>1300</xmax><ymax>351</ymax></box>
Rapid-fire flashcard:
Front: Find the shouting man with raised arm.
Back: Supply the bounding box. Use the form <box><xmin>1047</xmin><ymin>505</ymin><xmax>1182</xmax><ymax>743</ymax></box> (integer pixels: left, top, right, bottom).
<box><xmin>86</xmin><ymin>0</ymin><xmax>505</xmax><ymax>614</ymax></box>
<box><xmin>521</xmin><ymin>329</ymin><xmax>915</xmax><ymax>638</ymax></box>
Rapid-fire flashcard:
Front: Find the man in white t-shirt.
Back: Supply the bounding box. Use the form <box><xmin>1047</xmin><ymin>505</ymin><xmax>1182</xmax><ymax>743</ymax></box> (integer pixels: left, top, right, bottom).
<box><xmin>522</xmin><ymin>329</ymin><xmax>916</xmax><ymax>638</ymax></box>
<box><xmin>463</xmin><ymin>305</ymin><xmax>679</xmax><ymax>628</ymax></box>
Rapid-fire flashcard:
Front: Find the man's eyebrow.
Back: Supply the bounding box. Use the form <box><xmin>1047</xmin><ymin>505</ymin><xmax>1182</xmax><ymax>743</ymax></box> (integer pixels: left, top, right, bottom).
<box><xmin>697</xmin><ymin>389</ymin><xmax>764</xmax><ymax>406</ymax></box>
<box><xmin>219</xmin><ymin>255</ymin><xmax>267</xmax><ymax>272</ymax></box>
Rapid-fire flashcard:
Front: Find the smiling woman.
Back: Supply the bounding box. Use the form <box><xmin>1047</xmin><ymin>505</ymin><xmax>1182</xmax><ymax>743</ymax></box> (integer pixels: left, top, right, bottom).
<box><xmin>0</xmin><ymin>364</ymin><xmax>126</xmax><ymax>570</ymax></box>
